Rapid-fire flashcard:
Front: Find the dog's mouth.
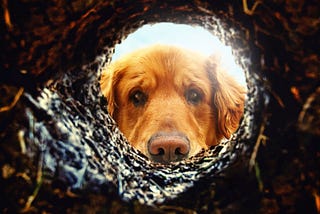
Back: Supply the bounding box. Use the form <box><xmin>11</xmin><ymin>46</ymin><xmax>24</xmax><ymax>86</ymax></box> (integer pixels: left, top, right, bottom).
<box><xmin>147</xmin><ymin>132</ymin><xmax>191</xmax><ymax>164</ymax></box>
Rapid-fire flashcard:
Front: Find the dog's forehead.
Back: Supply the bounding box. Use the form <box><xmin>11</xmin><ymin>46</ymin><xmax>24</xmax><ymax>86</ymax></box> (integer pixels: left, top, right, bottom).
<box><xmin>115</xmin><ymin>46</ymin><xmax>212</xmax><ymax>94</ymax></box>
<box><xmin>135</xmin><ymin>48</ymin><xmax>207</xmax><ymax>75</ymax></box>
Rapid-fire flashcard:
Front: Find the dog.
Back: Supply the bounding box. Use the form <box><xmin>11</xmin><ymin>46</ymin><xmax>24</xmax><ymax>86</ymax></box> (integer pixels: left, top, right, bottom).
<box><xmin>100</xmin><ymin>44</ymin><xmax>246</xmax><ymax>163</ymax></box>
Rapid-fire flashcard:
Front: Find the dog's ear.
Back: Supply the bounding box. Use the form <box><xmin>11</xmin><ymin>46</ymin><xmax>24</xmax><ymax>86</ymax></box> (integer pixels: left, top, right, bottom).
<box><xmin>100</xmin><ymin>62</ymin><xmax>124</xmax><ymax>117</ymax></box>
<box><xmin>206</xmin><ymin>54</ymin><xmax>246</xmax><ymax>140</ymax></box>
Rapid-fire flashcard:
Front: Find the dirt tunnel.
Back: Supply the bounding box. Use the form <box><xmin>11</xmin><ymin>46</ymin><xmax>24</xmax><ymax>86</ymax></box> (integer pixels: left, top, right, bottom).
<box><xmin>0</xmin><ymin>0</ymin><xmax>319</xmax><ymax>213</ymax></box>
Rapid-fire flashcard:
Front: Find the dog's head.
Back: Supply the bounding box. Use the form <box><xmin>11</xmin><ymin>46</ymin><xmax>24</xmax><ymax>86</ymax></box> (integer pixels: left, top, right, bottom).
<box><xmin>101</xmin><ymin>45</ymin><xmax>246</xmax><ymax>163</ymax></box>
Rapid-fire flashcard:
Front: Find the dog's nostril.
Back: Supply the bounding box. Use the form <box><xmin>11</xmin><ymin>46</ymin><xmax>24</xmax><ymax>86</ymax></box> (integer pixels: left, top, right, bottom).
<box><xmin>175</xmin><ymin>143</ymin><xmax>189</xmax><ymax>155</ymax></box>
<box><xmin>175</xmin><ymin>147</ymin><xmax>182</xmax><ymax>155</ymax></box>
<box><xmin>174</xmin><ymin>146</ymin><xmax>188</xmax><ymax>155</ymax></box>
<box><xmin>157</xmin><ymin>148</ymin><xmax>165</xmax><ymax>155</ymax></box>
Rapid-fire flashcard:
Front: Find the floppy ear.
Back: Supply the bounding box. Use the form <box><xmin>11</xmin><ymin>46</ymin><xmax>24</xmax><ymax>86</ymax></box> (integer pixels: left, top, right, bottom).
<box><xmin>100</xmin><ymin>62</ymin><xmax>123</xmax><ymax>117</ymax></box>
<box><xmin>206</xmin><ymin>54</ymin><xmax>246</xmax><ymax>139</ymax></box>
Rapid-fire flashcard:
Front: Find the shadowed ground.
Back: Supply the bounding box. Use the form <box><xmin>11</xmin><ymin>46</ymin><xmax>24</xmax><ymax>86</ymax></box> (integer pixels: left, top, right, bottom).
<box><xmin>0</xmin><ymin>1</ymin><xmax>319</xmax><ymax>213</ymax></box>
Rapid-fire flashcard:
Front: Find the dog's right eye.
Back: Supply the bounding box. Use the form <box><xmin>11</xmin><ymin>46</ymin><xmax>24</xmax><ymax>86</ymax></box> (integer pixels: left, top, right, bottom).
<box><xmin>129</xmin><ymin>90</ymin><xmax>147</xmax><ymax>107</ymax></box>
<box><xmin>185</xmin><ymin>88</ymin><xmax>203</xmax><ymax>105</ymax></box>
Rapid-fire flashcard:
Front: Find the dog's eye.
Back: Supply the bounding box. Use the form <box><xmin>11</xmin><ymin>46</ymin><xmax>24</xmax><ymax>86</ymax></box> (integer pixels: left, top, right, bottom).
<box><xmin>185</xmin><ymin>89</ymin><xmax>203</xmax><ymax>105</ymax></box>
<box><xmin>130</xmin><ymin>90</ymin><xmax>147</xmax><ymax>107</ymax></box>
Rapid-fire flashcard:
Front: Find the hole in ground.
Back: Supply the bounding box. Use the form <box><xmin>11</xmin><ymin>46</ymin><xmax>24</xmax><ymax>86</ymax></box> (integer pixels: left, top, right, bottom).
<box><xmin>99</xmin><ymin>22</ymin><xmax>249</xmax><ymax>164</ymax></box>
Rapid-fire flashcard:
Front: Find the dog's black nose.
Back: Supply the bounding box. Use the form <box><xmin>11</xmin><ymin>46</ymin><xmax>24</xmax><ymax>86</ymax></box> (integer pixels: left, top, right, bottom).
<box><xmin>148</xmin><ymin>132</ymin><xmax>190</xmax><ymax>163</ymax></box>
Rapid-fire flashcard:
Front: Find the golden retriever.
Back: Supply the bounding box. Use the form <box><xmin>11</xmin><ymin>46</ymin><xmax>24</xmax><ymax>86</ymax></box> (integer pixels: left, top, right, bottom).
<box><xmin>100</xmin><ymin>45</ymin><xmax>246</xmax><ymax>163</ymax></box>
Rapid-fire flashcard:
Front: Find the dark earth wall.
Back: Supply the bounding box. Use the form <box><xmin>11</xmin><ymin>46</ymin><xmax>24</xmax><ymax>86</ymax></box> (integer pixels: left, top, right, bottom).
<box><xmin>0</xmin><ymin>0</ymin><xmax>319</xmax><ymax>213</ymax></box>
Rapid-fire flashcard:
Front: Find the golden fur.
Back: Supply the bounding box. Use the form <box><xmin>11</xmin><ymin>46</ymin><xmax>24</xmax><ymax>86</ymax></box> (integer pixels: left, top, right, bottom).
<box><xmin>101</xmin><ymin>45</ymin><xmax>246</xmax><ymax>163</ymax></box>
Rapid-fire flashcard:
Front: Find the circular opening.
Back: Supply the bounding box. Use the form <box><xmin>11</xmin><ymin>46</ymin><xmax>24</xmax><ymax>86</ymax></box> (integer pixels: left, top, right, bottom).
<box><xmin>100</xmin><ymin>22</ymin><xmax>248</xmax><ymax>165</ymax></box>
<box><xmin>15</xmin><ymin>11</ymin><xmax>262</xmax><ymax>208</ymax></box>
<box><xmin>94</xmin><ymin>17</ymin><xmax>264</xmax><ymax>206</ymax></box>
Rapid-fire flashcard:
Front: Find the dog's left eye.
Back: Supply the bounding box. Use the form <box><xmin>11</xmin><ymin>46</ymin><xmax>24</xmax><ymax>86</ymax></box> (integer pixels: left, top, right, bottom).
<box><xmin>185</xmin><ymin>89</ymin><xmax>203</xmax><ymax>105</ymax></box>
<box><xmin>129</xmin><ymin>90</ymin><xmax>147</xmax><ymax>107</ymax></box>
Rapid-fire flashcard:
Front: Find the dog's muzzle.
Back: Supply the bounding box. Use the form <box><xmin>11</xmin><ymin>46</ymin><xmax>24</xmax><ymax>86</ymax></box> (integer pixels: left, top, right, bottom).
<box><xmin>147</xmin><ymin>132</ymin><xmax>190</xmax><ymax>163</ymax></box>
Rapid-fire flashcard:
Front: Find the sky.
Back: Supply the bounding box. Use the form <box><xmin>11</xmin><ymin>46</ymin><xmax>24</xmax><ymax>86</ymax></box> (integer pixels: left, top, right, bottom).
<box><xmin>112</xmin><ymin>22</ymin><xmax>246</xmax><ymax>85</ymax></box>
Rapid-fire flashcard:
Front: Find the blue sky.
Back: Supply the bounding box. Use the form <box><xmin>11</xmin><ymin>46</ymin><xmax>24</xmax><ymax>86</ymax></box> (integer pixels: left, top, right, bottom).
<box><xmin>112</xmin><ymin>22</ymin><xmax>246</xmax><ymax>85</ymax></box>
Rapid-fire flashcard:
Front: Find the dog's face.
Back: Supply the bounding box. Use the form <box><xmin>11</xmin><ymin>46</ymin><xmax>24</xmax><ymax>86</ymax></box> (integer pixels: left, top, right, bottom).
<box><xmin>101</xmin><ymin>45</ymin><xmax>245</xmax><ymax>163</ymax></box>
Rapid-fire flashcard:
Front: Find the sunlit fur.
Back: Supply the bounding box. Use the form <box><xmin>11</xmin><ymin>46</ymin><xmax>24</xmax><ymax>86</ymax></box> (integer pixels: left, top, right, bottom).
<box><xmin>100</xmin><ymin>45</ymin><xmax>246</xmax><ymax>159</ymax></box>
